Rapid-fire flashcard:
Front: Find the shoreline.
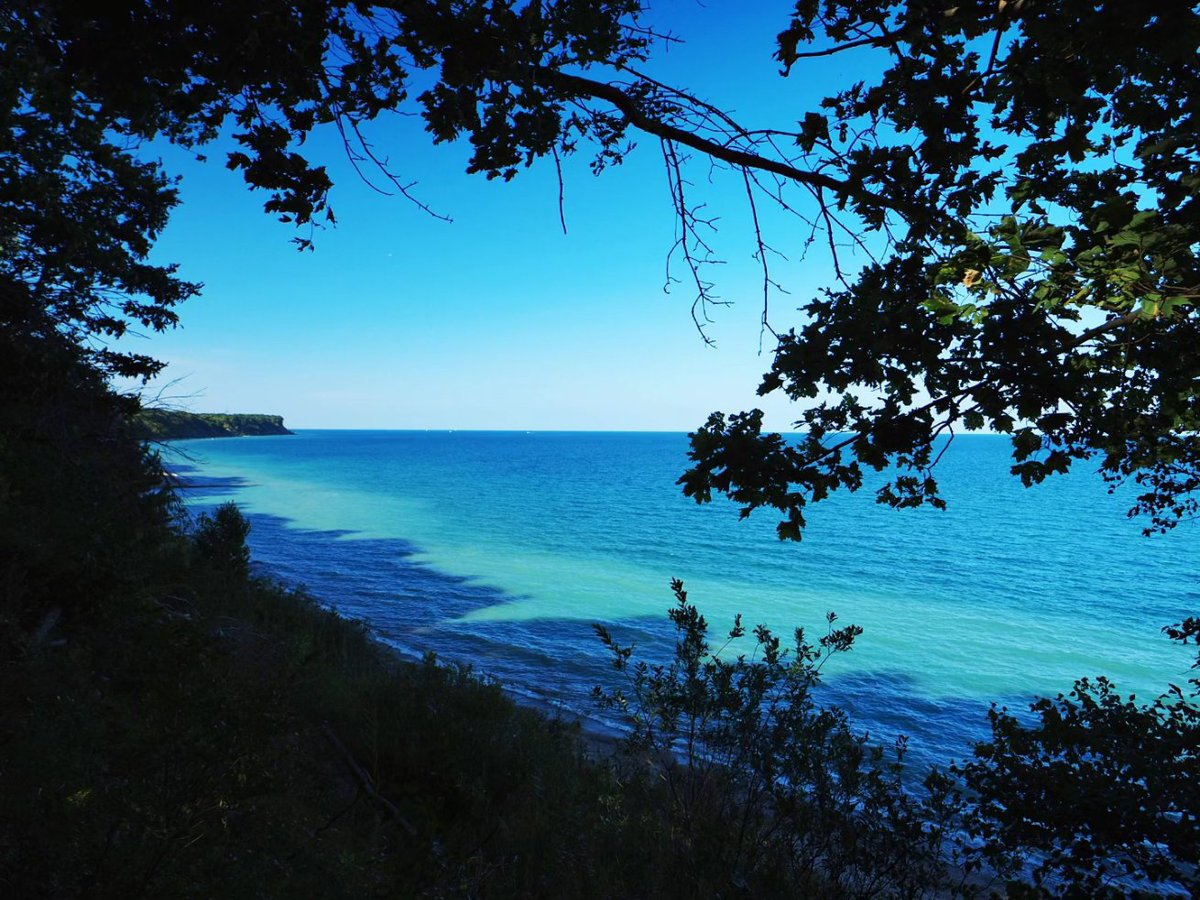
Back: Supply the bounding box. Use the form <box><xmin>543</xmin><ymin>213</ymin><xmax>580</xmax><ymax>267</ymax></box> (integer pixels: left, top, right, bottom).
<box><xmin>353</xmin><ymin>615</ymin><xmax>635</xmax><ymax>764</ymax></box>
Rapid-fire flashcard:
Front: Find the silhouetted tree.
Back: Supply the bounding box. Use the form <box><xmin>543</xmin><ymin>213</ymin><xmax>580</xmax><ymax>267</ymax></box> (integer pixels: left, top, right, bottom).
<box><xmin>7</xmin><ymin>2</ymin><xmax>1198</xmax><ymax>530</ymax></box>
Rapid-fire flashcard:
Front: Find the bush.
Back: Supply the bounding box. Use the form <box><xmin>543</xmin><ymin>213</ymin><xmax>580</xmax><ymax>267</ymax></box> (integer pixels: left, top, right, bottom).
<box><xmin>594</xmin><ymin>579</ymin><xmax>964</xmax><ymax>897</ymax></box>
<box><xmin>0</xmin><ymin>303</ymin><xmax>174</xmax><ymax>634</ymax></box>
<box><xmin>958</xmin><ymin>619</ymin><xmax>1200</xmax><ymax>897</ymax></box>
<box><xmin>193</xmin><ymin>502</ymin><xmax>252</xmax><ymax>580</ymax></box>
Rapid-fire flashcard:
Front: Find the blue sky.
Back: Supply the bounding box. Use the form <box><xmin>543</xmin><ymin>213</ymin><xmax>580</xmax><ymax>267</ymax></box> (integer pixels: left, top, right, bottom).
<box><xmin>133</xmin><ymin>1</ymin><xmax>878</xmax><ymax>430</ymax></box>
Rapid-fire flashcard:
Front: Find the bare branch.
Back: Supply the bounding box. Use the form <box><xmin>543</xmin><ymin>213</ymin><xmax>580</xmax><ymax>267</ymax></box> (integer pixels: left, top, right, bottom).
<box><xmin>778</xmin><ymin>28</ymin><xmax>903</xmax><ymax>67</ymax></box>
<box><xmin>552</xmin><ymin>144</ymin><xmax>568</xmax><ymax>234</ymax></box>
<box><xmin>340</xmin><ymin>111</ymin><xmax>452</xmax><ymax>221</ymax></box>
<box><xmin>661</xmin><ymin>139</ymin><xmax>728</xmax><ymax>345</ymax></box>
<box><xmin>742</xmin><ymin>168</ymin><xmax>784</xmax><ymax>350</ymax></box>
<box><xmin>534</xmin><ymin>68</ymin><xmax>899</xmax><ymax>216</ymax></box>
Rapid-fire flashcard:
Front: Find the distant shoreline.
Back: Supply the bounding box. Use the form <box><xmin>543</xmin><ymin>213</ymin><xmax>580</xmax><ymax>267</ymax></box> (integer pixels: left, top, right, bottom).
<box><xmin>135</xmin><ymin>410</ymin><xmax>293</xmax><ymax>441</ymax></box>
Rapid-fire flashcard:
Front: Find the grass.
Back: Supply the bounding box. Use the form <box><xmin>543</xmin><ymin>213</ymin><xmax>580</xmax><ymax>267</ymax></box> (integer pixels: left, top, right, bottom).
<box><xmin>3</xmin><ymin>505</ymin><xmax>844</xmax><ymax>898</ymax></box>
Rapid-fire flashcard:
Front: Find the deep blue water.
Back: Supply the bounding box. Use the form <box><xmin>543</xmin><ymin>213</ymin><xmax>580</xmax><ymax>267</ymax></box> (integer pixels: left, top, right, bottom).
<box><xmin>171</xmin><ymin>430</ymin><xmax>1198</xmax><ymax>771</ymax></box>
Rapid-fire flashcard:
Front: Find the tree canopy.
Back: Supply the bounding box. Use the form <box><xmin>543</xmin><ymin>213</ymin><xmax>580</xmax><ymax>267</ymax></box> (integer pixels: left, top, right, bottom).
<box><xmin>5</xmin><ymin>0</ymin><xmax>1198</xmax><ymax>536</ymax></box>
<box><xmin>681</xmin><ymin>1</ymin><xmax>1200</xmax><ymax>541</ymax></box>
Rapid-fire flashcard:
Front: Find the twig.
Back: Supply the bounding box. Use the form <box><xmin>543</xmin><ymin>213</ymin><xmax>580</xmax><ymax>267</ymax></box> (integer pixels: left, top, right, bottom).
<box><xmin>552</xmin><ymin>144</ymin><xmax>568</xmax><ymax>234</ymax></box>
<box><xmin>742</xmin><ymin>167</ymin><xmax>783</xmax><ymax>350</ymax></box>
<box><xmin>322</xmin><ymin>724</ymin><xmax>417</xmax><ymax>836</ymax></box>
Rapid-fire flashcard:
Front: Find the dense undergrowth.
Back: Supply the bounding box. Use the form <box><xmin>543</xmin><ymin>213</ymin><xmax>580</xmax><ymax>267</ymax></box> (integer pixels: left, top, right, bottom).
<box><xmin>1</xmin><ymin>506</ymin><xmax>961</xmax><ymax>897</ymax></box>
<box><xmin>1</xmin><ymin>522</ymin><xmax>660</xmax><ymax>898</ymax></box>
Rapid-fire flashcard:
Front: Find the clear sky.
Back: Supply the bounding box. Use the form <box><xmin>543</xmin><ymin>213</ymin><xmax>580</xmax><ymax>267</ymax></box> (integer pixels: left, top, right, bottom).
<box><xmin>132</xmin><ymin>1</ymin><xmax>878</xmax><ymax>430</ymax></box>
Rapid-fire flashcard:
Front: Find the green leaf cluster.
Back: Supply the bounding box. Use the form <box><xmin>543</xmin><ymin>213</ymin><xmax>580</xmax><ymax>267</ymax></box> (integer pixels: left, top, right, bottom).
<box><xmin>687</xmin><ymin>1</ymin><xmax>1200</xmax><ymax>537</ymax></box>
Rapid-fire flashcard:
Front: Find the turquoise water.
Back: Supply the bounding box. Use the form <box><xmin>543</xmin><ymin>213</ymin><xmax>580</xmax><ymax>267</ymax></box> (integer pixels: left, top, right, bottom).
<box><xmin>172</xmin><ymin>430</ymin><xmax>1198</xmax><ymax>769</ymax></box>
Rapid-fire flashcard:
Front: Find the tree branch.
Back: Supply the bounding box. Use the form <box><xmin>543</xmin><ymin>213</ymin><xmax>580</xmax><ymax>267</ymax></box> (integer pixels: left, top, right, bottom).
<box><xmin>322</xmin><ymin>724</ymin><xmax>417</xmax><ymax>836</ymax></box>
<box><xmin>791</xmin><ymin>309</ymin><xmax>1146</xmax><ymax>473</ymax></box>
<box><xmin>534</xmin><ymin>68</ymin><xmax>897</xmax><ymax>215</ymax></box>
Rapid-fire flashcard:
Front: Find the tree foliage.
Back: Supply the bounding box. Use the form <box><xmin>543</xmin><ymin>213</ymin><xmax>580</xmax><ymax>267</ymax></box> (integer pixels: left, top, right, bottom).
<box><xmin>1</xmin><ymin>0</ymin><xmax>652</xmax><ymax>377</ymax></box>
<box><xmin>9</xmin><ymin>1</ymin><xmax>1196</xmax><ymax>529</ymax></box>
<box><xmin>193</xmin><ymin>502</ymin><xmax>253</xmax><ymax>582</ymax></box>
<box><xmin>680</xmin><ymin>1</ymin><xmax>1200</xmax><ymax>539</ymax></box>
<box><xmin>0</xmin><ymin>294</ymin><xmax>174</xmax><ymax>631</ymax></box>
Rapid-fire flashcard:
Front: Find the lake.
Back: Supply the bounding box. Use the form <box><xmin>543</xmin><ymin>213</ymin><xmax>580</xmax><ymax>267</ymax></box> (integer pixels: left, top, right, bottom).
<box><xmin>171</xmin><ymin>430</ymin><xmax>1198</xmax><ymax>771</ymax></box>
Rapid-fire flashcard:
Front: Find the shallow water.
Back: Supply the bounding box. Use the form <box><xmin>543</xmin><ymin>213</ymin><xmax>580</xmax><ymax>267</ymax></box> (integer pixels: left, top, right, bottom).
<box><xmin>171</xmin><ymin>430</ymin><xmax>1198</xmax><ymax>770</ymax></box>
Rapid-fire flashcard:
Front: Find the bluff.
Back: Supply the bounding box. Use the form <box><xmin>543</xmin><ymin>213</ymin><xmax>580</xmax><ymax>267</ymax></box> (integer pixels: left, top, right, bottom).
<box><xmin>134</xmin><ymin>410</ymin><xmax>294</xmax><ymax>440</ymax></box>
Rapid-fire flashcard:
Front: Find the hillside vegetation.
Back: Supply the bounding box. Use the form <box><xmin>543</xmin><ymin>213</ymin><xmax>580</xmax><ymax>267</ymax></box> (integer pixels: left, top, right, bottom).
<box><xmin>2</xmin><ymin>325</ymin><xmax>941</xmax><ymax>897</ymax></box>
<box><xmin>0</xmin><ymin>330</ymin><xmax>752</xmax><ymax>896</ymax></box>
<box><xmin>133</xmin><ymin>411</ymin><xmax>293</xmax><ymax>441</ymax></box>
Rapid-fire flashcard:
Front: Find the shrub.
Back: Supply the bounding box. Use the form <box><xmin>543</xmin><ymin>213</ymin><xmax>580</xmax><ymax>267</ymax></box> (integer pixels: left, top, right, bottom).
<box><xmin>958</xmin><ymin>619</ymin><xmax>1200</xmax><ymax>897</ymax></box>
<box><xmin>193</xmin><ymin>502</ymin><xmax>252</xmax><ymax>580</ymax></box>
<box><xmin>594</xmin><ymin>579</ymin><xmax>963</xmax><ymax>897</ymax></box>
